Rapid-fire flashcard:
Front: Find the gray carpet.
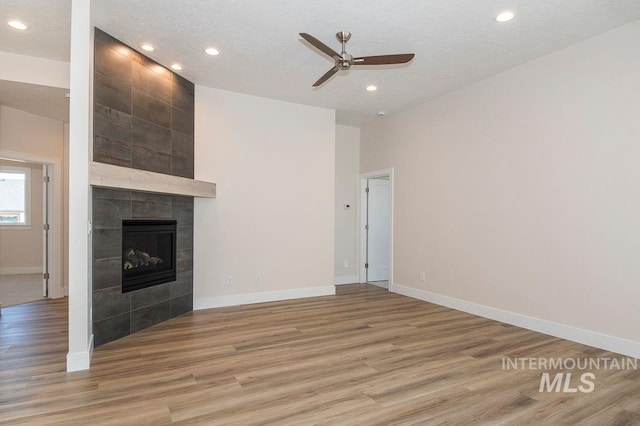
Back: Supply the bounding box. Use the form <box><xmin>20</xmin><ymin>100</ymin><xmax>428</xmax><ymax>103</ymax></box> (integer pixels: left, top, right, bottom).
<box><xmin>0</xmin><ymin>273</ymin><xmax>44</xmax><ymax>308</ymax></box>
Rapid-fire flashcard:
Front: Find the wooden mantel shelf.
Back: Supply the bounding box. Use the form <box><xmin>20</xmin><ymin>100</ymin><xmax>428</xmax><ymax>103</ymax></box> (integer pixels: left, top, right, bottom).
<box><xmin>90</xmin><ymin>162</ymin><xmax>216</xmax><ymax>198</ymax></box>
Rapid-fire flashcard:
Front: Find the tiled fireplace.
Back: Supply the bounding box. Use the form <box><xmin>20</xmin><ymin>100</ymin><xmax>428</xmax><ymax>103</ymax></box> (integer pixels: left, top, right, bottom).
<box><xmin>92</xmin><ymin>190</ymin><xmax>193</xmax><ymax>346</ymax></box>
<box><xmin>91</xmin><ymin>28</ymin><xmax>197</xmax><ymax>347</ymax></box>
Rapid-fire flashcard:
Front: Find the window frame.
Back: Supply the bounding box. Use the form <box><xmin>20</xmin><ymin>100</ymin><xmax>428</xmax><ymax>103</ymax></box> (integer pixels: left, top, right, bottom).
<box><xmin>0</xmin><ymin>165</ymin><xmax>32</xmax><ymax>229</ymax></box>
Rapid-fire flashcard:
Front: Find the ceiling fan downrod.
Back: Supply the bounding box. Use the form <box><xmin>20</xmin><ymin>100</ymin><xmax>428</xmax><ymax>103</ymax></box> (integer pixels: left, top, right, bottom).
<box><xmin>336</xmin><ymin>31</ymin><xmax>352</xmax><ymax>70</ymax></box>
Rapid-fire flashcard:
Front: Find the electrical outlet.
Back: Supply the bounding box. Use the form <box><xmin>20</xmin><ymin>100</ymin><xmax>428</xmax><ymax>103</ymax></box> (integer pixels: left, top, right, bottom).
<box><xmin>419</xmin><ymin>272</ymin><xmax>426</xmax><ymax>282</ymax></box>
<box><xmin>255</xmin><ymin>273</ymin><xmax>262</xmax><ymax>284</ymax></box>
<box><xmin>226</xmin><ymin>275</ymin><xmax>233</xmax><ymax>286</ymax></box>
<box><xmin>343</xmin><ymin>260</ymin><xmax>349</xmax><ymax>269</ymax></box>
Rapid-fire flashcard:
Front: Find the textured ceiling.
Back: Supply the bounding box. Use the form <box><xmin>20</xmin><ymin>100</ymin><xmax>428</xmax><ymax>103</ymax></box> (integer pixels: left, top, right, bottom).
<box><xmin>0</xmin><ymin>0</ymin><xmax>71</xmax><ymax>61</ymax></box>
<box><xmin>2</xmin><ymin>1</ymin><xmax>640</xmax><ymax>125</ymax></box>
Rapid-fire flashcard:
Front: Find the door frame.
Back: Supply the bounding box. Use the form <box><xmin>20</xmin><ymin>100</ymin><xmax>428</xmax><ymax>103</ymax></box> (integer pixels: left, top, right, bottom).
<box><xmin>358</xmin><ymin>168</ymin><xmax>394</xmax><ymax>289</ymax></box>
<box><xmin>0</xmin><ymin>149</ymin><xmax>64</xmax><ymax>299</ymax></box>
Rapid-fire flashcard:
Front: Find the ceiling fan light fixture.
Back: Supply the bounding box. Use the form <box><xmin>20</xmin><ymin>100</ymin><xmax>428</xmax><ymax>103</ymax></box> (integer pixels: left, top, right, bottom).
<box><xmin>141</xmin><ymin>43</ymin><xmax>155</xmax><ymax>52</ymax></box>
<box><xmin>496</xmin><ymin>11</ymin><xmax>515</xmax><ymax>23</ymax></box>
<box><xmin>8</xmin><ymin>20</ymin><xmax>27</xmax><ymax>30</ymax></box>
<box><xmin>366</xmin><ymin>85</ymin><xmax>378</xmax><ymax>92</ymax></box>
<box><xmin>205</xmin><ymin>47</ymin><xmax>220</xmax><ymax>56</ymax></box>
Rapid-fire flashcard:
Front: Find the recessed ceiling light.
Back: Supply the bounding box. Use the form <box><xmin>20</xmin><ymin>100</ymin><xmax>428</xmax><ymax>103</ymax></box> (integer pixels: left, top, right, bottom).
<box><xmin>495</xmin><ymin>11</ymin><xmax>515</xmax><ymax>23</ymax></box>
<box><xmin>171</xmin><ymin>63</ymin><xmax>183</xmax><ymax>71</ymax></box>
<box><xmin>205</xmin><ymin>47</ymin><xmax>220</xmax><ymax>56</ymax></box>
<box><xmin>366</xmin><ymin>85</ymin><xmax>377</xmax><ymax>92</ymax></box>
<box><xmin>141</xmin><ymin>43</ymin><xmax>155</xmax><ymax>52</ymax></box>
<box><xmin>8</xmin><ymin>20</ymin><xmax>27</xmax><ymax>30</ymax></box>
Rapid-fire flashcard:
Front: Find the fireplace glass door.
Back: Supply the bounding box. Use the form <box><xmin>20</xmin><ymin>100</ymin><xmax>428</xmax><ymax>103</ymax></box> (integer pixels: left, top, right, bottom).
<box><xmin>122</xmin><ymin>219</ymin><xmax>177</xmax><ymax>293</ymax></box>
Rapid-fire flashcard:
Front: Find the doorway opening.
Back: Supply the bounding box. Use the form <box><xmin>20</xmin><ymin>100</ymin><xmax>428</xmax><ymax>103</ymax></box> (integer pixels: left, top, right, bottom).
<box><xmin>0</xmin><ymin>151</ymin><xmax>62</xmax><ymax>310</ymax></box>
<box><xmin>359</xmin><ymin>168</ymin><xmax>393</xmax><ymax>290</ymax></box>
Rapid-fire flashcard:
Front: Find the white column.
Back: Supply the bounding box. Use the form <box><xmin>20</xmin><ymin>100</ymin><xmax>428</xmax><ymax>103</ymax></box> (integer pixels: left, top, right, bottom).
<box><xmin>67</xmin><ymin>0</ymin><xmax>92</xmax><ymax>372</ymax></box>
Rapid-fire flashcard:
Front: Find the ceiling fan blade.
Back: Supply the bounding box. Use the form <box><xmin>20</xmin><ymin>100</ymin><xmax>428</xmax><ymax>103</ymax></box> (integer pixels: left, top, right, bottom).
<box><xmin>313</xmin><ymin>66</ymin><xmax>339</xmax><ymax>87</ymax></box>
<box><xmin>300</xmin><ymin>33</ymin><xmax>340</xmax><ymax>59</ymax></box>
<box><xmin>353</xmin><ymin>53</ymin><xmax>415</xmax><ymax>65</ymax></box>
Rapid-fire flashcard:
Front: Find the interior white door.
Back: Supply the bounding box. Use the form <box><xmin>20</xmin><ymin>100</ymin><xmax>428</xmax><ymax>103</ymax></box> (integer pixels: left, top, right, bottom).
<box><xmin>367</xmin><ymin>178</ymin><xmax>389</xmax><ymax>282</ymax></box>
<box><xmin>42</xmin><ymin>165</ymin><xmax>49</xmax><ymax>297</ymax></box>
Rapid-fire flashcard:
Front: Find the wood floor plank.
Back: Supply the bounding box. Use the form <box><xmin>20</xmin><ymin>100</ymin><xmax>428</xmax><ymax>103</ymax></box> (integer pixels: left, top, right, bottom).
<box><xmin>1</xmin><ymin>284</ymin><xmax>638</xmax><ymax>424</ymax></box>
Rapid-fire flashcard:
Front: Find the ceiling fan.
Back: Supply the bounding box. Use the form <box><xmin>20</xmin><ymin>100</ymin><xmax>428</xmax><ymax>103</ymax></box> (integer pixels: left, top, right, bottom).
<box><xmin>299</xmin><ymin>31</ymin><xmax>415</xmax><ymax>87</ymax></box>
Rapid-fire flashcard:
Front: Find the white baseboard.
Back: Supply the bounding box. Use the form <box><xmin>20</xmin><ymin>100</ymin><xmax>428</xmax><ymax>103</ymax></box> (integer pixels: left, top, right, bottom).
<box><xmin>334</xmin><ymin>275</ymin><xmax>359</xmax><ymax>285</ymax></box>
<box><xmin>0</xmin><ymin>266</ymin><xmax>43</xmax><ymax>275</ymax></box>
<box><xmin>392</xmin><ymin>283</ymin><xmax>640</xmax><ymax>359</ymax></box>
<box><xmin>66</xmin><ymin>333</ymin><xmax>94</xmax><ymax>372</ymax></box>
<box><xmin>194</xmin><ymin>285</ymin><xmax>336</xmax><ymax>310</ymax></box>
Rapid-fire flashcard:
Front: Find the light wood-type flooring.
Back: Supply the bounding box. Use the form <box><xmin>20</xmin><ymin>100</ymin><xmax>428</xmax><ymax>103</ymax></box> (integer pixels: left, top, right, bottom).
<box><xmin>1</xmin><ymin>284</ymin><xmax>639</xmax><ymax>425</ymax></box>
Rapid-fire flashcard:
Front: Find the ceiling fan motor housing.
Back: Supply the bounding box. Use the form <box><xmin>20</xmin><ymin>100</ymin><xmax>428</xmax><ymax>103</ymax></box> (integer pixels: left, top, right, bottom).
<box><xmin>337</xmin><ymin>53</ymin><xmax>354</xmax><ymax>69</ymax></box>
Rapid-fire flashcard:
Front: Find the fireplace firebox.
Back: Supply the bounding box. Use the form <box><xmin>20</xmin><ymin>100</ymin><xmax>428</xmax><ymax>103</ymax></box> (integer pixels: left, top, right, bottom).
<box><xmin>122</xmin><ymin>219</ymin><xmax>177</xmax><ymax>293</ymax></box>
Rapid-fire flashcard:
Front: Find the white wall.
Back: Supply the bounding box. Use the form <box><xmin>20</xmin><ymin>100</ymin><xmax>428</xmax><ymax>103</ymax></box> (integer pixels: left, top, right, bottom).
<box><xmin>360</xmin><ymin>21</ymin><xmax>640</xmax><ymax>357</ymax></box>
<box><xmin>0</xmin><ymin>105</ymin><xmax>64</xmax><ymax>159</ymax></box>
<box><xmin>0</xmin><ymin>159</ymin><xmax>43</xmax><ymax>273</ymax></box>
<box><xmin>334</xmin><ymin>125</ymin><xmax>360</xmax><ymax>284</ymax></box>
<box><xmin>194</xmin><ymin>86</ymin><xmax>336</xmax><ymax>308</ymax></box>
<box><xmin>0</xmin><ymin>52</ymin><xmax>70</xmax><ymax>89</ymax></box>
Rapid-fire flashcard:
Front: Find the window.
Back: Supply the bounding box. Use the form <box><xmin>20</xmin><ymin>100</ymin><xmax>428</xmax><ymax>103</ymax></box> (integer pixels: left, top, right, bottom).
<box><xmin>0</xmin><ymin>166</ymin><xmax>31</xmax><ymax>227</ymax></box>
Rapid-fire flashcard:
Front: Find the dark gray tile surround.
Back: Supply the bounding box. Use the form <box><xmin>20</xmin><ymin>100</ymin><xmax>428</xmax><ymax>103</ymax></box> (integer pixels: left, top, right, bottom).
<box><xmin>92</xmin><ymin>188</ymin><xmax>194</xmax><ymax>347</ymax></box>
<box><xmin>92</xmin><ymin>28</ymin><xmax>196</xmax><ymax>347</ymax></box>
<box><xmin>93</xmin><ymin>28</ymin><xmax>194</xmax><ymax>179</ymax></box>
